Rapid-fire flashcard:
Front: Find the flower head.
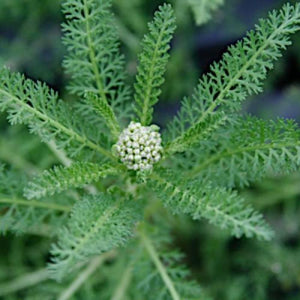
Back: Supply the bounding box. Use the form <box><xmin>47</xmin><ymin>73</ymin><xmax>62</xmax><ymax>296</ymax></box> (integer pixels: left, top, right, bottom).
<box><xmin>114</xmin><ymin>122</ymin><xmax>162</xmax><ymax>171</ymax></box>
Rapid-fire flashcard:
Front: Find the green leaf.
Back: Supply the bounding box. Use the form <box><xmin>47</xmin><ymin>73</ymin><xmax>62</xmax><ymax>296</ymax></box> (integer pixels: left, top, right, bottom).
<box><xmin>49</xmin><ymin>193</ymin><xmax>141</xmax><ymax>281</ymax></box>
<box><xmin>24</xmin><ymin>162</ymin><xmax>117</xmax><ymax>199</ymax></box>
<box><xmin>165</xmin><ymin>3</ymin><xmax>300</xmax><ymax>154</ymax></box>
<box><xmin>62</xmin><ymin>0</ymin><xmax>130</xmax><ymax>135</ymax></box>
<box><xmin>165</xmin><ymin>111</ymin><xmax>228</xmax><ymax>154</ymax></box>
<box><xmin>133</xmin><ymin>4</ymin><xmax>176</xmax><ymax>125</ymax></box>
<box><xmin>0</xmin><ymin>67</ymin><xmax>113</xmax><ymax>160</ymax></box>
<box><xmin>187</xmin><ymin>117</ymin><xmax>300</xmax><ymax>187</ymax></box>
<box><xmin>84</xmin><ymin>93</ymin><xmax>120</xmax><ymax>138</ymax></box>
<box><xmin>0</xmin><ymin>169</ymin><xmax>70</xmax><ymax>235</ymax></box>
<box><xmin>151</xmin><ymin>171</ymin><xmax>274</xmax><ymax>240</ymax></box>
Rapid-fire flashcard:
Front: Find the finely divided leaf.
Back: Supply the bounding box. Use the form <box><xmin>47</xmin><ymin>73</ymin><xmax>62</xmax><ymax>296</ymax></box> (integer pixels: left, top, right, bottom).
<box><xmin>49</xmin><ymin>193</ymin><xmax>141</xmax><ymax>281</ymax></box>
<box><xmin>165</xmin><ymin>3</ymin><xmax>300</xmax><ymax>154</ymax></box>
<box><xmin>0</xmin><ymin>169</ymin><xmax>70</xmax><ymax>235</ymax></box>
<box><xmin>134</xmin><ymin>4</ymin><xmax>176</xmax><ymax>125</ymax></box>
<box><xmin>62</xmin><ymin>0</ymin><xmax>130</xmax><ymax>134</ymax></box>
<box><xmin>151</xmin><ymin>171</ymin><xmax>274</xmax><ymax>240</ymax></box>
<box><xmin>165</xmin><ymin>111</ymin><xmax>227</xmax><ymax>154</ymax></box>
<box><xmin>0</xmin><ymin>67</ymin><xmax>112</xmax><ymax>160</ymax></box>
<box><xmin>24</xmin><ymin>162</ymin><xmax>117</xmax><ymax>199</ymax></box>
<box><xmin>187</xmin><ymin>117</ymin><xmax>300</xmax><ymax>187</ymax></box>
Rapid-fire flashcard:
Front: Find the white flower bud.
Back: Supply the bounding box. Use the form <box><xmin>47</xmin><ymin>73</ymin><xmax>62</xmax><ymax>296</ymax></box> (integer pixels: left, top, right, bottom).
<box><xmin>154</xmin><ymin>154</ymin><xmax>161</xmax><ymax>162</ymax></box>
<box><xmin>114</xmin><ymin>122</ymin><xmax>163</xmax><ymax>171</ymax></box>
<box><xmin>128</xmin><ymin>154</ymin><xmax>134</xmax><ymax>161</ymax></box>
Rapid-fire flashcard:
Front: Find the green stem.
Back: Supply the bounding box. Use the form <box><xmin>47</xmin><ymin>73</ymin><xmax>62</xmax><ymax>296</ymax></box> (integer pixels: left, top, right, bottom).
<box><xmin>58</xmin><ymin>252</ymin><xmax>116</xmax><ymax>300</ymax></box>
<box><xmin>140</xmin><ymin>231</ymin><xmax>181</xmax><ymax>300</ymax></box>
<box><xmin>0</xmin><ymin>197</ymin><xmax>71</xmax><ymax>212</ymax></box>
<box><xmin>46</xmin><ymin>140</ymin><xmax>73</xmax><ymax>167</ymax></box>
<box><xmin>110</xmin><ymin>262</ymin><xmax>133</xmax><ymax>300</ymax></box>
<box><xmin>0</xmin><ymin>269</ymin><xmax>49</xmax><ymax>297</ymax></box>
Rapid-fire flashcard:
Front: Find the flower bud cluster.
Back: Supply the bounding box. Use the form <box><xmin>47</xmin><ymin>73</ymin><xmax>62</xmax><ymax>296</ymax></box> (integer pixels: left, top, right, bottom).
<box><xmin>114</xmin><ymin>122</ymin><xmax>162</xmax><ymax>171</ymax></box>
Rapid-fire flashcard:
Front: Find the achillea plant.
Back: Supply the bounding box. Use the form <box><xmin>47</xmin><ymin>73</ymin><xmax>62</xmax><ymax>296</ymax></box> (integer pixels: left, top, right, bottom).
<box><xmin>0</xmin><ymin>0</ymin><xmax>300</xmax><ymax>299</ymax></box>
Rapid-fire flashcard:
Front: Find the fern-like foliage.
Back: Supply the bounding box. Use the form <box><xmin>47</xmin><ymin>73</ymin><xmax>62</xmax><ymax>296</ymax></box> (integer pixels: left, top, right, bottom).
<box><xmin>1</xmin><ymin>1</ymin><xmax>300</xmax><ymax>296</ymax></box>
<box><xmin>165</xmin><ymin>111</ymin><xmax>228</xmax><ymax>154</ymax></box>
<box><xmin>188</xmin><ymin>0</ymin><xmax>224</xmax><ymax>26</ymax></box>
<box><xmin>165</xmin><ymin>3</ymin><xmax>300</xmax><ymax>154</ymax></box>
<box><xmin>0</xmin><ymin>168</ymin><xmax>70</xmax><ymax>235</ymax></box>
<box><xmin>49</xmin><ymin>193</ymin><xmax>141</xmax><ymax>281</ymax></box>
<box><xmin>0</xmin><ymin>68</ymin><xmax>112</xmax><ymax>160</ymax></box>
<box><xmin>84</xmin><ymin>93</ymin><xmax>120</xmax><ymax>138</ymax></box>
<box><xmin>24</xmin><ymin>162</ymin><xmax>117</xmax><ymax>199</ymax></box>
<box><xmin>134</xmin><ymin>223</ymin><xmax>206</xmax><ymax>300</ymax></box>
<box><xmin>134</xmin><ymin>4</ymin><xmax>176</xmax><ymax>125</ymax></box>
<box><xmin>186</xmin><ymin>117</ymin><xmax>300</xmax><ymax>188</ymax></box>
<box><xmin>62</xmin><ymin>0</ymin><xmax>131</xmax><ymax>134</ymax></box>
<box><xmin>151</xmin><ymin>171</ymin><xmax>273</xmax><ymax>240</ymax></box>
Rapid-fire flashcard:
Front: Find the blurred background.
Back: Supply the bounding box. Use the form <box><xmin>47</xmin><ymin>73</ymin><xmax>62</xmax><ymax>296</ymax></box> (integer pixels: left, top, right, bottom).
<box><xmin>0</xmin><ymin>0</ymin><xmax>300</xmax><ymax>299</ymax></box>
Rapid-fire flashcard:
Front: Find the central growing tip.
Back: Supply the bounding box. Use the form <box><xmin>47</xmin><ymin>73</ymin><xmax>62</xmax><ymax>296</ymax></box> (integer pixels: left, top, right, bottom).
<box><xmin>114</xmin><ymin>122</ymin><xmax>163</xmax><ymax>171</ymax></box>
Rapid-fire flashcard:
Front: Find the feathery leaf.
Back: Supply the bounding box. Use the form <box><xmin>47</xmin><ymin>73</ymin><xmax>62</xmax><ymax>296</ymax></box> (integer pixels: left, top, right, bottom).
<box><xmin>62</xmin><ymin>0</ymin><xmax>131</xmax><ymax>134</ymax></box>
<box><xmin>0</xmin><ymin>169</ymin><xmax>71</xmax><ymax>235</ymax></box>
<box><xmin>165</xmin><ymin>3</ymin><xmax>300</xmax><ymax>154</ymax></box>
<box><xmin>187</xmin><ymin>117</ymin><xmax>300</xmax><ymax>187</ymax></box>
<box><xmin>24</xmin><ymin>162</ymin><xmax>117</xmax><ymax>199</ymax></box>
<box><xmin>49</xmin><ymin>193</ymin><xmax>141</xmax><ymax>281</ymax></box>
<box><xmin>0</xmin><ymin>67</ymin><xmax>113</xmax><ymax>160</ymax></box>
<box><xmin>151</xmin><ymin>171</ymin><xmax>274</xmax><ymax>240</ymax></box>
<box><xmin>134</xmin><ymin>4</ymin><xmax>176</xmax><ymax>125</ymax></box>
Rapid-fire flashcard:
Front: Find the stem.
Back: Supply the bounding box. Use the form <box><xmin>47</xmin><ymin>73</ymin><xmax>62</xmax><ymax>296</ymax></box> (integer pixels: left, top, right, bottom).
<box><xmin>46</xmin><ymin>140</ymin><xmax>73</xmax><ymax>167</ymax></box>
<box><xmin>110</xmin><ymin>263</ymin><xmax>133</xmax><ymax>300</ymax></box>
<box><xmin>0</xmin><ymin>269</ymin><xmax>49</xmax><ymax>297</ymax></box>
<box><xmin>0</xmin><ymin>197</ymin><xmax>71</xmax><ymax>212</ymax></box>
<box><xmin>140</xmin><ymin>232</ymin><xmax>180</xmax><ymax>300</ymax></box>
<box><xmin>58</xmin><ymin>252</ymin><xmax>116</xmax><ymax>300</ymax></box>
